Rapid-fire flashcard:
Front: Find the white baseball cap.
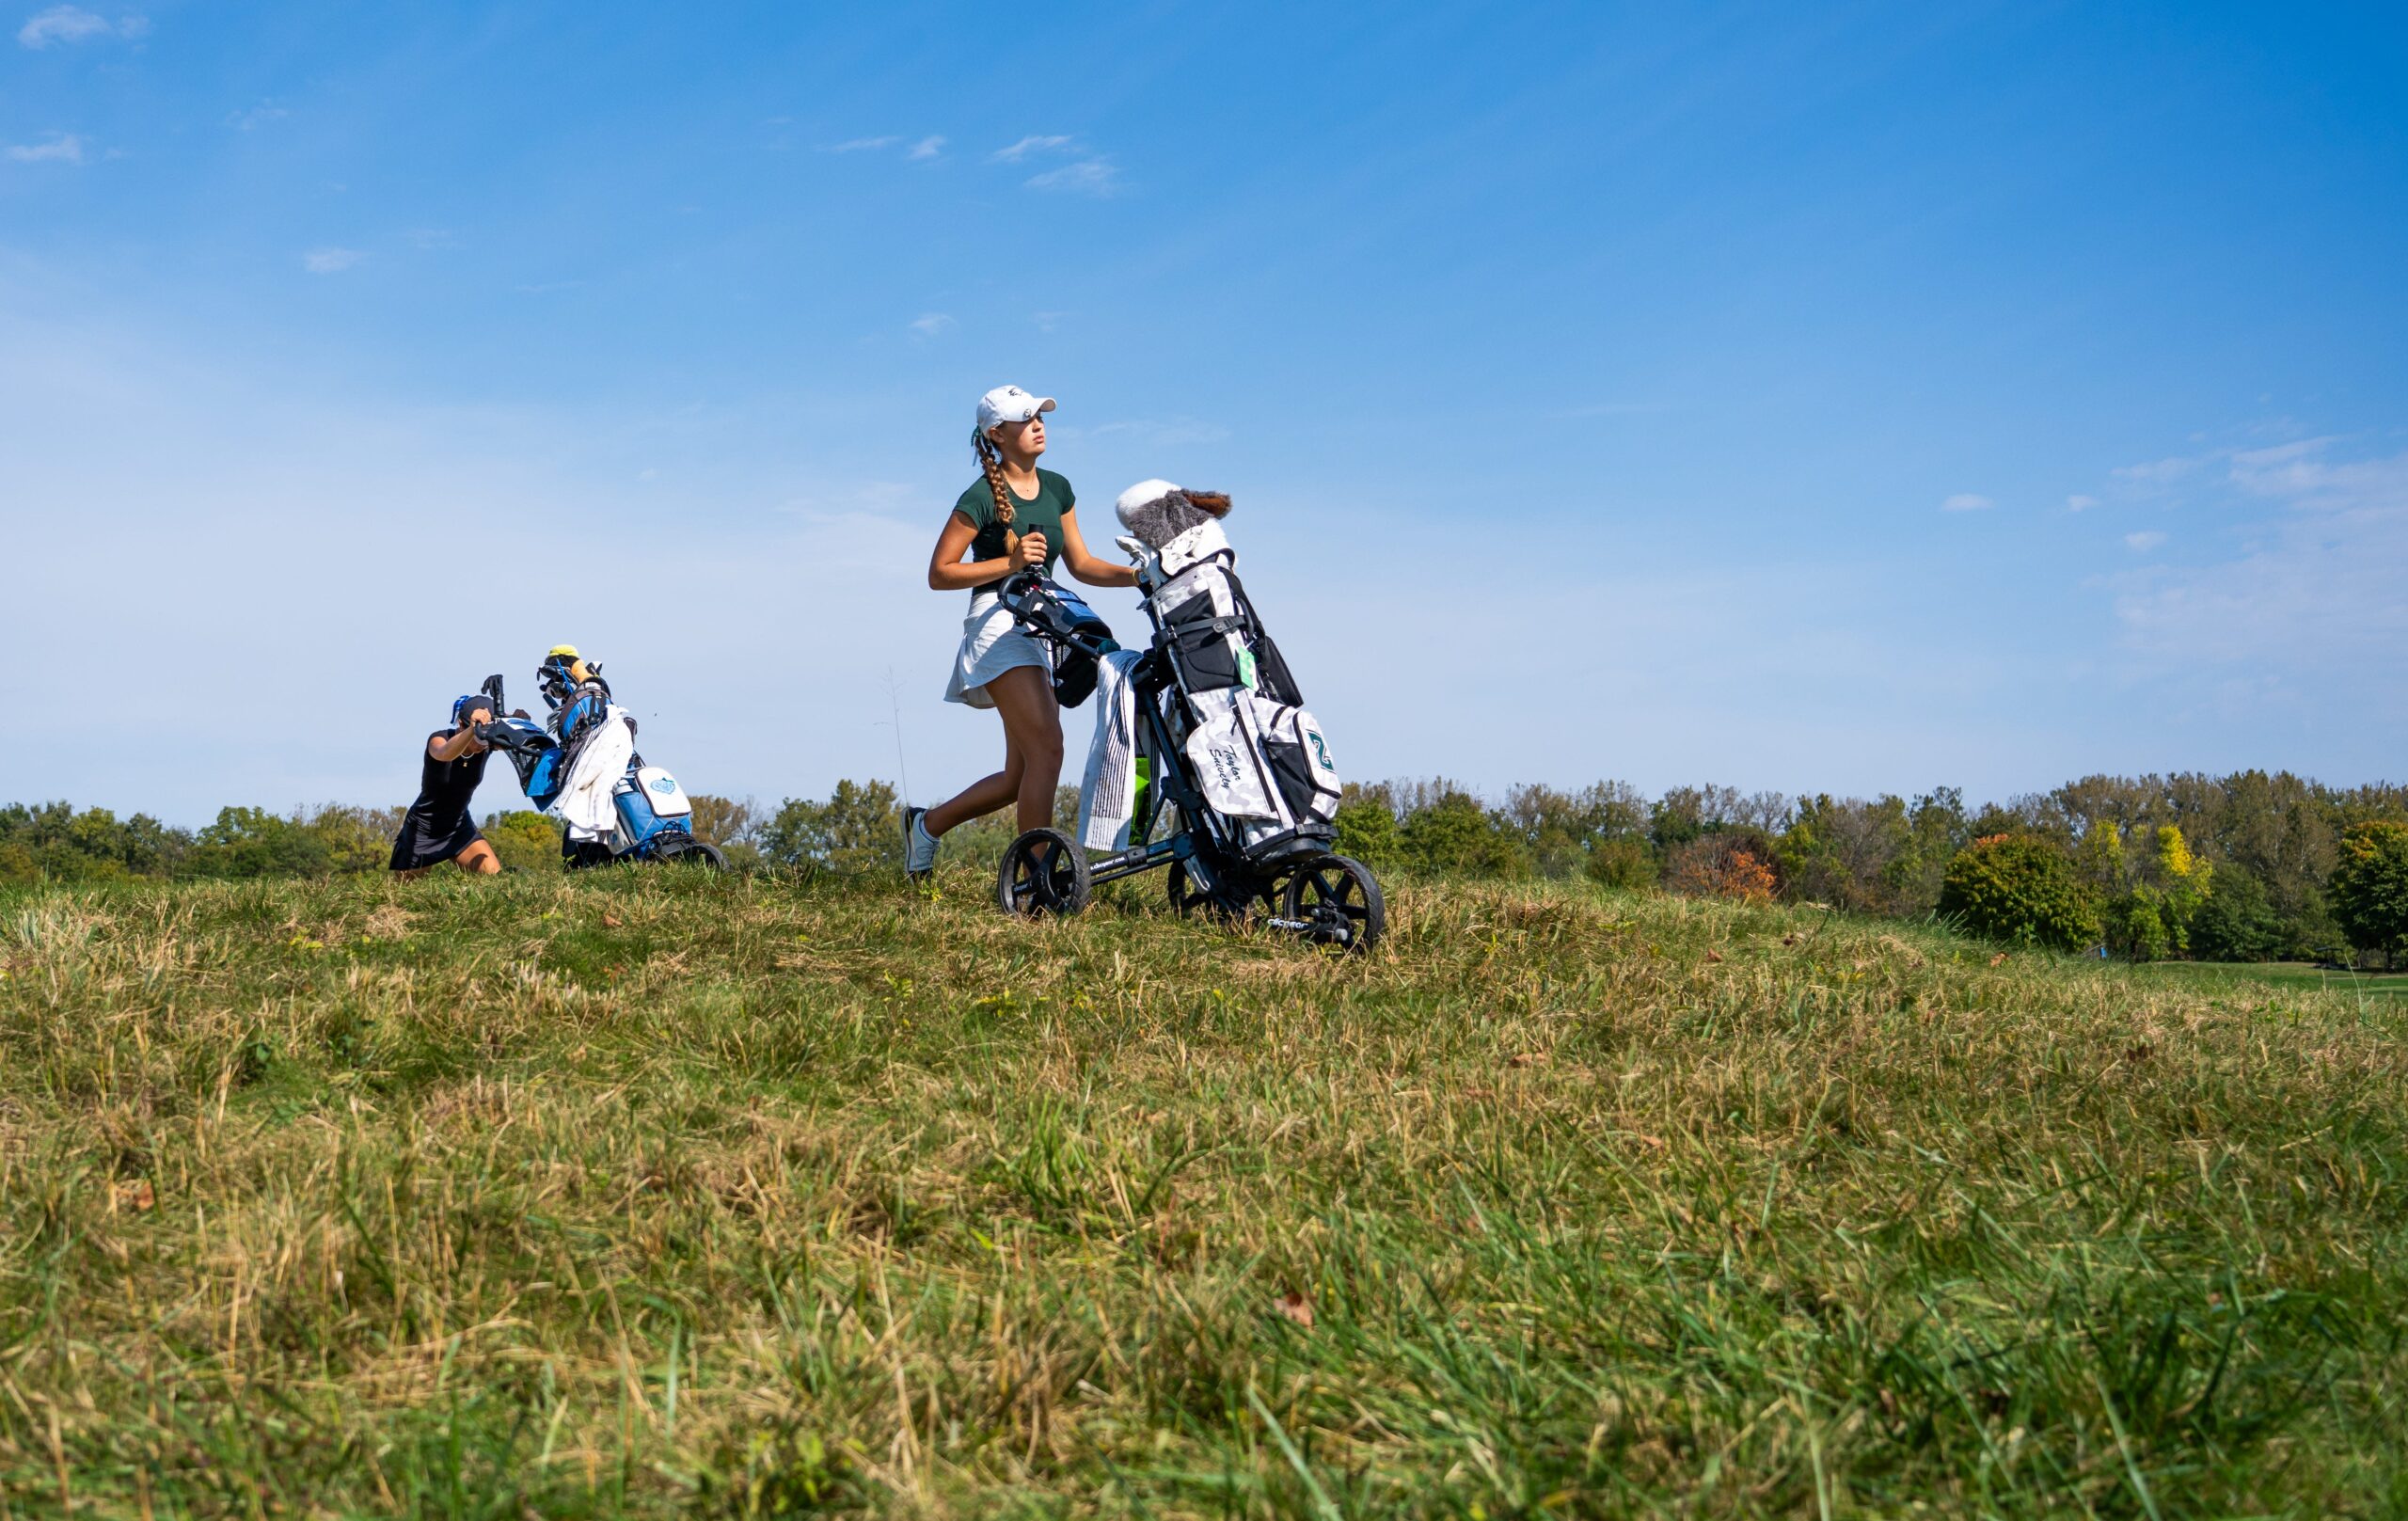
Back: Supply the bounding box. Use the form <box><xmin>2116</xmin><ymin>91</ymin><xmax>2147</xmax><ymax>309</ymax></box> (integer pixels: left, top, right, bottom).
<box><xmin>976</xmin><ymin>385</ymin><xmax>1056</xmax><ymax>435</ymax></box>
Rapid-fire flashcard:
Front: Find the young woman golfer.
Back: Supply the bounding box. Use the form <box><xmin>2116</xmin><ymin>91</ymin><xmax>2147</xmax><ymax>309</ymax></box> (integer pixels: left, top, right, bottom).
<box><xmin>389</xmin><ymin>694</ymin><xmax>502</xmax><ymax>878</ymax></box>
<box><xmin>904</xmin><ymin>386</ymin><xmax>1135</xmax><ymax>878</ymax></box>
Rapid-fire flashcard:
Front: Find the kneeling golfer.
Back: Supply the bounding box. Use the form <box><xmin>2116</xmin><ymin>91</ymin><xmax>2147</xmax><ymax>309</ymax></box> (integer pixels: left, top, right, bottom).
<box><xmin>389</xmin><ymin>694</ymin><xmax>501</xmax><ymax>878</ymax></box>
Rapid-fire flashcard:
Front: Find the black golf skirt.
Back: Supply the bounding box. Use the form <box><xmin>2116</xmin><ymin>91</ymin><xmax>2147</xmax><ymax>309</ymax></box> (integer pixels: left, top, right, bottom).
<box><xmin>389</xmin><ymin>806</ymin><xmax>485</xmax><ymax>871</ymax></box>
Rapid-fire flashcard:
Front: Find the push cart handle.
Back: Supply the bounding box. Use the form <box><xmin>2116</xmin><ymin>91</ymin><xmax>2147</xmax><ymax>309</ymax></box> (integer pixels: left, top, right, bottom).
<box><xmin>474</xmin><ymin>721</ymin><xmax>552</xmax><ymax>755</ymax></box>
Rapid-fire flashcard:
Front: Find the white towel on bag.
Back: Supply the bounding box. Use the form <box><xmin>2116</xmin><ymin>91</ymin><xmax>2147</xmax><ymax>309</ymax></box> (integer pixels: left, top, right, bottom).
<box><xmin>1077</xmin><ymin>649</ymin><xmax>1146</xmax><ymax>850</ymax></box>
<box><xmin>553</xmin><ymin>706</ymin><xmax>636</xmax><ymax>842</ymax></box>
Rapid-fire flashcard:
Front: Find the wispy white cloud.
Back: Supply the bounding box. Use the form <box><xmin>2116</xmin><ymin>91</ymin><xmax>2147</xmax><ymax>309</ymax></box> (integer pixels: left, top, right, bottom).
<box><xmin>772</xmin><ymin>480</ymin><xmax>921</xmax><ymax>518</ymax></box>
<box><xmin>16</xmin><ymin>5</ymin><xmax>142</xmax><ymax>46</ymax></box>
<box><xmin>908</xmin><ymin>312</ymin><xmax>955</xmax><ymax>339</ymax></box>
<box><xmin>2226</xmin><ymin>436</ymin><xmax>2356</xmax><ymax>499</ymax></box>
<box><xmin>2112</xmin><ymin>438</ymin><xmax>2408</xmax><ymax>689</ymax></box>
<box><xmin>2080</xmin><ymin>435</ymin><xmax>2339</xmax><ymax>515</ymax></box>
<box><xmin>18</xmin><ymin>4</ymin><xmax>103</xmax><ymax>44</ymax></box>
<box><xmin>0</xmin><ymin>302</ymin><xmax>963</xmax><ymax>818</ymax></box>
<box><xmin>1026</xmin><ymin>158</ymin><xmax>1120</xmax><ymax>197</ymax></box>
<box><xmin>1031</xmin><ymin>310</ymin><xmax>1065</xmax><ymax>334</ymax></box>
<box><xmin>226</xmin><ymin>101</ymin><xmax>288</xmax><ymax>131</ymax></box>
<box><xmin>981</xmin><ymin>134</ymin><xmax>1117</xmax><ymax>192</ymax></box>
<box><xmin>1080</xmin><ymin>417</ymin><xmax>1232</xmax><ymax>446</ymax></box>
<box><xmin>302</xmin><ymin>246</ymin><xmax>362</xmax><ymax>275</ymax></box>
<box><xmin>1547</xmin><ymin>401</ymin><xmax>1660</xmax><ymax>420</ymax></box>
<box><xmin>990</xmin><ymin>135</ymin><xmax>1072</xmax><ymax>163</ymax></box>
<box><xmin>2228</xmin><ymin>436</ymin><xmax>2338</xmax><ymax>469</ymax></box>
<box><xmin>404</xmin><ymin>228</ymin><xmax>461</xmax><ymax>250</ymax></box>
<box><xmin>6</xmin><ymin>131</ymin><xmax>85</xmax><ymax>164</ymax></box>
<box><xmin>825</xmin><ymin>134</ymin><xmax>945</xmax><ymax>163</ymax></box>
<box><xmin>2111</xmin><ymin>455</ymin><xmax>2196</xmax><ymax>484</ymax></box>
<box><xmin>2122</xmin><ymin>531</ymin><xmax>2166</xmax><ymax>552</ymax></box>
<box><xmin>1940</xmin><ymin>492</ymin><xmax>1992</xmax><ymax>513</ymax></box>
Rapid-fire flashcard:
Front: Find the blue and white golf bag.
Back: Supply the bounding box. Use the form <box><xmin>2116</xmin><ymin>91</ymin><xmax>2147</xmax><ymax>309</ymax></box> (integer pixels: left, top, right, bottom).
<box><xmin>475</xmin><ymin>669</ymin><xmax>719</xmax><ymax>867</ymax></box>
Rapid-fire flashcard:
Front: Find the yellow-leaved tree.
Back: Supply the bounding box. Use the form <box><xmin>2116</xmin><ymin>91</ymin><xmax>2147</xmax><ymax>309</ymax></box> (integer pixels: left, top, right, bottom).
<box><xmin>2150</xmin><ymin>824</ymin><xmax>2212</xmax><ymax>955</ymax></box>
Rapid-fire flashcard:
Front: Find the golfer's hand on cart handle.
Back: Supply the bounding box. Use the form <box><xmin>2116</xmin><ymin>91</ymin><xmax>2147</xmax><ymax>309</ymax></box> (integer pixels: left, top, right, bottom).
<box><xmin>1014</xmin><ymin>531</ymin><xmax>1048</xmax><ymax>568</ymax></box>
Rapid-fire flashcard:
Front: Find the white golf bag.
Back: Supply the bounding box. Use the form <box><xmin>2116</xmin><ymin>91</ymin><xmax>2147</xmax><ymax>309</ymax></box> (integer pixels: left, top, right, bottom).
<box><xmin>1119</xmin><ymin>499</ymin><xmax>1342</xmax><ymax>860</ymax></box>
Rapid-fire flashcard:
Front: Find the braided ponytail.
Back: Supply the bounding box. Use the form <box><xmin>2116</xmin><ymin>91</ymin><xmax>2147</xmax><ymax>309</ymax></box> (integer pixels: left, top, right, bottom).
<box><xmin>974</xmin><ymin>428</ymin><xmax>1023</xmax><ymax>565</ymax></box>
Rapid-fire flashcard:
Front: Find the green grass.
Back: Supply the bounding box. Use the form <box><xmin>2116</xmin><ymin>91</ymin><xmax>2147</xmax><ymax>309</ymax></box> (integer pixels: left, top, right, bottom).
<box><xmin>3</xmin><ymin>869</ymin><xmax>2405</xmax><ymax>1517</ymax></box>
<box><xmin>2138</xmin><ymin>958</ymin><xmax>2408</xmax><ymax>1007</ymax></box>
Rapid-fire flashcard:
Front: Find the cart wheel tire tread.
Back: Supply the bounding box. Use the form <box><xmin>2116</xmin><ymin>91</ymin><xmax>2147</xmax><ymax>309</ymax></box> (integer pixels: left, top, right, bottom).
<box><xmin>1282</xmin><ymin>853</ymin><xmax>1386</xmax><ymax>953</ymax></box>
<box><xmin>997</xmin><ymin>828</ymin><xmax>1093</xmax><ymax>919</ymax></box>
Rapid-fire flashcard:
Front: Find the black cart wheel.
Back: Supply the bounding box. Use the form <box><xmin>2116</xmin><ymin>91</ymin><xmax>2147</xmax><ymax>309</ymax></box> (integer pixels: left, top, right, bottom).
<box><xmin>1165</xmin><ymin>861</ymin><xmax>1212</xmax><ymax>915</ymax></box>
<box><xmin>1282</xmin><ymin>854</ymin><xmax>1386</xmax><ymax>953</ymax></box>
<box><xmin>1168</xmin><ymin>860</ymin><xmax>1281</xmax><ymax>921</ymax></box>
<box><xmin>658</xmin><ymin>837</ymin><xmax>727</xmax><ymax>869</ymax></box>
<box><xmin>997</xmin><ymin>828</ymin><xmax>1093</xmax><ymax>919</ymax></box>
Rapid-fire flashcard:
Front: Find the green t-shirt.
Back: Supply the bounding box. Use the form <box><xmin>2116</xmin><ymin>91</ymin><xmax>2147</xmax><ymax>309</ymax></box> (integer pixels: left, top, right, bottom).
<box><xmin>953</xmin><ymin>468</ymin><xmax>1074</xmax><ymax>594</ymax></box>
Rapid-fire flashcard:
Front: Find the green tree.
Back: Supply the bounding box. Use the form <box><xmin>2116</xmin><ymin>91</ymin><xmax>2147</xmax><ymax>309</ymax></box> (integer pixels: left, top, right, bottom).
<box><xmin>1780</xmin><ymin>794</ymin><xmax>1916</xmax><ymax>912</ymax></box>
<box><xmin>2211</xmin><ymin>769</ymin><xmax>2340</xmax><ymax>957</ymax></box>
<box><xmin>1583</xmin><ymin>838</ymin><xmax>1656</xmax><ymax>890</ymax></box>
<box><xmin>1648</xmin><ymin>787</ymin><xmax>1710</xmax><ymax>854</ymax></box>
<box><xmin>1333</xmin><ymin>798</ymin><xmax>1400</xmax><ymax>868</ymax></box>
<box><xmin>2329</xmin><ymin>820</ymin><xmax>2408</xmax><ymax>966</ymax></box>
<box><xmin>1937</xmin><ymin>836</ymin><xmax>2100</xmax><ymax>953</ymax></box>
<box><xmin>1399</xmin><ymin>790</ymin><xmax>1529</xmax><ymax>878</ymax></box>
<box><xmin>1499</xmin><ymin>782</ymin><xmax>1648</xmax><ymax>879</ymax></box>
<box><xmin>184</xmin><ymin>807</ymin><xmax>335</xmax><ymax>879</ymax></box>
<box><xmin>683</xmin><ymin>795</ymin><xmax>764</xmax><ymax>870</ymax></box>
<box><xmin>483</xmin><ymin>810</ymin><xmax>565</xmax><ymax>873</ymax></box>
<box><xmin>686</xmin><ymin>795</ymin><xmax>759</xmax><ymax>852</ymax></box>
<box><xmin>2075</xmin><ymin>819</ymin><xmax>2130</xmax><ymax>895</ymax></box>
<box><xmin>0</xmin><ymin>801</ymin><xmax>188</xmax><ymax>880</ymax></box>
<box><xmin>2101</xmin><ymin>893</ymin><xmax>2172</xmax><ymax>962</ymax></box>
<box><xmin>1883</xmin><ymin>788</ymin><xmax>1971</xmax><ymax>912</ymax></box>
<box><xmin>302</xmin><ymin>805</ymin><xmax>407</xmax><ymax>875</ymax></box>
<box><xmin>2190</xmin><ymin>867</ymin><xmax>2285</xmax><ymax>962</ymax></box>
<box><xmin>2147</xmin><ymin>824</ymin><xmax>2211</xmax><ymax>955</ymax></box>
<box><xmin>760</xmin><ymin>781</ymin><xmax>903</xmax><ymax>874</ymax></box>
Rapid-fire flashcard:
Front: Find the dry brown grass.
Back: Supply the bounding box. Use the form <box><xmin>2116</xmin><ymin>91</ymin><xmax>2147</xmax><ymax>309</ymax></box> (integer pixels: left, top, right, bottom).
<box><xmin>1</xmin><ymin>867</ymin><xmax>2403</xmax><ymax>1515</ymax></box>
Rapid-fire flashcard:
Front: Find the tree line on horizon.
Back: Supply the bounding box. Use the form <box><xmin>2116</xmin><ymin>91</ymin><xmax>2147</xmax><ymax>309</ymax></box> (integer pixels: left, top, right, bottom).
<box><xmin>6</xmin><ymin>768</ymin><xmax>2406</xmax><ymax>966</ymax></box>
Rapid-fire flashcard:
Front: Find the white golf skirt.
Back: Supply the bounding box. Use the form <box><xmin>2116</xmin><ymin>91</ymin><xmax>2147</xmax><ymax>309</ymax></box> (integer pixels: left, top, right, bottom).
<box><xmin>944</xmin><ymin>590</ymin><xmax>1048</xmax><ymax>709</ymax></box>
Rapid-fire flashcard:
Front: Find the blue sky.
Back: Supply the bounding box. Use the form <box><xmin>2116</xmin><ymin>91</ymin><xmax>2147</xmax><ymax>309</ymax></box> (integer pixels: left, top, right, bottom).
<box><xmin>4</xmin><ymin>1</ymin><xmax>2404</xmax><ymax>823</ymax></box>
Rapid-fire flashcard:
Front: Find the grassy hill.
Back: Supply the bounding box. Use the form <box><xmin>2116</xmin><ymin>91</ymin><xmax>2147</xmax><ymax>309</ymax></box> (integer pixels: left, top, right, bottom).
<box><xmin>2</xmin><ymin>868</ymin><xmax>2403</xmax><ymax>1516</ymax></box>
<box><xmin>2140</xmin><ymin>958</ymin><xmax>2408</xmax><ymax>1007</ymax></box>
